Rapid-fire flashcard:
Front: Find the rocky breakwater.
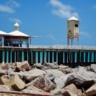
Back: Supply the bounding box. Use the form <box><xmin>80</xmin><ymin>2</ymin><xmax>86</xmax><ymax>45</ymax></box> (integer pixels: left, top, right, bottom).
<box><xmin>0</xmin><ymin>61</ymin><xmax>96</xmax><ymax>96</ymax></box>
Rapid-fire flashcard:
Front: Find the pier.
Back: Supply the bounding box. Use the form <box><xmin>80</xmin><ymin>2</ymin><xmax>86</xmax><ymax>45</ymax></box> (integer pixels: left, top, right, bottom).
<box><xmin>0</xmin><ymin>45</ymin><xmax>96</xmax><ymax>67</ymax></box>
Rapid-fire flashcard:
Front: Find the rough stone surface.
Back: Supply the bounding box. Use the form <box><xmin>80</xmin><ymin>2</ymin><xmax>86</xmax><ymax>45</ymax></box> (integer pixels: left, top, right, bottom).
<box><xmin>0</xmin><ymin>85</ymin><xmax>10</xmax><ymax>91</ymax></box>
<box><xmin>15</xmin><ymin>61</ymin><xmax>31</xmax><ymax>71</ymax></box>
<box><xmin>10</xmin><ymin>74</ymin><xmax>25</xmax><ymax>91</ymax></box>
<box><xmin>46</xmin><ymin>69</ymin><xmax>64</xmax><ymax>78</ymax></box>
<box><xmin>86</xmin><ymin>84</ymin><xmax>96</xmax><ymax>96</ymax></box>
<box><xmin>22</xmin><ymin>85</ymin><xmax>52</xmax><ymax>96</ymax></box>
<box><xmin>32</xmin><ymin>75</ymin><xmax>56</xmax><ymax>92</ymax></box>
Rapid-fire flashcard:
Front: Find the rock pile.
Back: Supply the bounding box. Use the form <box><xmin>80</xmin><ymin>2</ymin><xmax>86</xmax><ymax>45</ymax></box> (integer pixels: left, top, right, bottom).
<box><xmin>0</xmin><ymin>61</ymin><xmax>96</xmax><ymax>96</ymax></box>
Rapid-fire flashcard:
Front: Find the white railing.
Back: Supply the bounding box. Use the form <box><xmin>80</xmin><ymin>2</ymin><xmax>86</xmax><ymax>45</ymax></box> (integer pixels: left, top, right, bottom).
<box><xmin>1</xmin><ymin>44</ymin><xmax>96</xmax><ymax>50</ymax></box>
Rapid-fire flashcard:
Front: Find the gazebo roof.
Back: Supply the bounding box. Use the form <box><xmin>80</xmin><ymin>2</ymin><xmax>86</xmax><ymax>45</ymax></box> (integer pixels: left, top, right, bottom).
<box><xmin>8</xmin><ymin>30</ymin><xmax>29</xmax><ymax>37</ymax></box>
<box><xmin>0</xmin><ymin>31</ymin><xmax>7</xmax><ymax>35</ymax></box>
<box><xmin>8</xmin><ymin>23</ymin><xmax>29</xmax><ymax>37</ymax></box>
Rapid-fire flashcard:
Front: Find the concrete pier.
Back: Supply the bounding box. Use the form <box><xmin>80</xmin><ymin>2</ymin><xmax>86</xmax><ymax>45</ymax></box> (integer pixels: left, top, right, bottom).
<box><xmin>0</xmin><ymin>45</ymin><xmax>96</xmax><ymax>67</ymax></box>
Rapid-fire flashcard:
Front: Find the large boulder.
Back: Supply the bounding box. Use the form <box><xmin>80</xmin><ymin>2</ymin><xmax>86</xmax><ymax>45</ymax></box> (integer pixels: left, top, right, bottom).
<box><xmin>86</xmin><ymin>84</ymin><xmax>96</xmax><ymax>96</ymax></box>
<box><xmin>15</xmin><ymin>61</ymin><xmax>31</xmax><ymax>71</ymax></box>
<box><xmin>66</xmin><ymin>67</ymin><xmax>96</xmax><ymax>90</ymax></box>
<box><xmin>90</xmin><ymin>64</ymin><xmax>96</xmax><ymax>73</ymax></box>
<box><xmin>46</xmin><ymin>69</ymin><xmax>64</xmax><ymax>78</ymax></box>
<box><xmin>43</xmin><ymin>63</ymin><xmax>58</xmax><ymax>69</ymax></box>
<box><xmin>0</xmin><ymin>74</ymin><xmax>25</xmax><ymax>91</ymax></box>
<box><xmin>31</xmin><ymin>75</ymin><xmax>56</xmax><ymax>92</ymax></box>
<box><xmin>0</xmin><ymin>85</ymin><xmax>10</xmax><ymax>91</ymax></box>
<box><xmin>59</xmin><ymin>65</ymin><xmax>73</xmax><ymax>74</ymax></box>
<box><xmin>22</xmin><ymin>85</ymin><xmax>52</xmax><ymax>96</ymax></box>
<box><xmin>0</xmin><ymin>75</ymin><xmax>11</xmax><ymax>87</ymax></box>
<box><xmin>61</xmin><ymin>84</ymin><xmax>82</xmax><ymax>96</ymax></box>
<box><xmin>10</xmin><ymin>74</ymin><xmax>25</xmax><ymax>91</ymax></box>
<box><xmin>0</xmin><ymin>63</ymin><xmax>9</xmax><ymax>70</ymax></box>
<box><xmin>54</xmin><ymin>74</ymin><xmax>70</xmax><ymax>88</ymax></box>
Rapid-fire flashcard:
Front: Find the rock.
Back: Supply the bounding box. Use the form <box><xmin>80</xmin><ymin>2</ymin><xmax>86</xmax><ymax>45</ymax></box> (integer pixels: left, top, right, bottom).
<box><xmin>0</xmin><ymin>75</ymin><xmax>11</xmax><ymax>87</ymax></box>
<box><xmin>0</xmin><ymin>63</ymin><xmax>9</xmax><ymax>70</ymax></box>
<box><xmin>66</xmin><ymin>67</ymin><xmax>96</xmax><ymax>90</ymax></box>
<box><xmin>59</xmin><ymin>66</ymin><xmax>73</xmax><ymax>74</ymax></box>
<box><xmin>27</xmin><ymin>68</ymin><xmax>46</xmax><ymax>77</ymax></box>
<box><xmin>50</xmin><ymin>88</ymin><xmax>61</xmax><ymax>95</ymax></box>
<box><xmin>22</xmin><ymin>85</ymin><xmax>52</xmax><ymax>96</ymax></box>
<box><xmin>46</xmin><ymin>69</ymin><xmax>64</xmax><ymax>78</ymax></box>
<box><xmin>31</xmin><ymin>75</ymin><xmax>56</xmax><ymax>92</ymax></box>
<box><xmin>33</xmin><ymin>63</ymin><xmax>44</xmax><ymax>69</ymax></box>
<box><xmin>61</xmin><ymin>84</ymin><xmax>82</xmax><ymax>96</ymax></box>
<box><xmin>43</xmin><ymin>63</ymin><xmax>58</xmax><ymax>69</ymax></box>
<box><xmin>61</xmin><ymin>90</ymin><xmax>77</xmax><ymax>96</ymax></box>
<box><xmin>0</xmin><ymin>85</ymin><xmax>10</xmax><ymax>91</ymax></box>
<box><xmin>10</xmin><ymin>74</ymin><xmax>25</xmax><ymax>91</ymax></box>
<box><xmin>90</xmin><ymin>64</ymin><xmax>96</xmax><ymax>73</ymax></box>
<box><xmin>54</xmin><ymin>74</ymin><xmax>70</xmax><ymax>88</ymax></box>
<box><xmin>86</xmin><ymin>84</ymin><xmax>96</xmax><ymax>96</ymax></box>
<box><xmin>15</xmin><ymin>61</ymin><xmax>31</xmax><ymax>71</ymax></box>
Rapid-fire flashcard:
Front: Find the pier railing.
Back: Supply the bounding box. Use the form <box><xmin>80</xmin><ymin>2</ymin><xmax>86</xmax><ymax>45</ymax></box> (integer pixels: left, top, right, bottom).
<box><xmin>1</xmin><ymin>45</ymin><xmax>96</xmax><ymax>50</ymax></box>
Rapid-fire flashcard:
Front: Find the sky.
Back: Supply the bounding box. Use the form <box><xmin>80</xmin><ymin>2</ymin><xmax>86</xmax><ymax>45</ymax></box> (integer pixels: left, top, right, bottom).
<box><xmin>0</xmin><ymin>0</ymin><xmax>96</xmax><ymax>46</ymax></box>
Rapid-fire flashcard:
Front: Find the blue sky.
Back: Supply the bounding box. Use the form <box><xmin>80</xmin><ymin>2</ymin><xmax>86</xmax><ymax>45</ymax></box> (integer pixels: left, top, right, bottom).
<box><xmin>0</xmin><ymin>0</ymin><xmax>96</xmax><ymax>46</ymax></box>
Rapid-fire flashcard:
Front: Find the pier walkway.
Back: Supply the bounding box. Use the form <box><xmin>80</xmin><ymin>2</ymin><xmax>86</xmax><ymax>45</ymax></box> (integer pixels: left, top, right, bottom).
<box><xmin>0</xmin><ymin>45</ymin><xmax>96</xmax><ymax>67</ymax></box>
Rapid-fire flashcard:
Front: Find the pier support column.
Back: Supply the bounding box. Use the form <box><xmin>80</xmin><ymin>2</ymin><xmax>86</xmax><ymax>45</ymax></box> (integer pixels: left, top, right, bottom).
<box><xmin>40</xmin><ymin>52</ymin><xmax>43</xmax><ymax>64</ymax></box>
<box><xmin>22</xmin><ymin>51</ymin><xmax>24</xmax><ymax>62</ymax></box>
<box><xmin>56</xmin><ymin>52</ymin><xmax>58</xmax><ymax>64</ymax></box>
<box><xmin>48</xmin><ymin>52</ymin><xmax>50</xmax><ymax>63</ymax></box>
<box><xmin>44</xmin><ymin>52</ymin><xmax>46</xmax><ymax>63</ymax></box>
<box><xmin>2</xmin><ymin>51</ymin><xmax>5</xmax><ymax>63</ymax></box>
<box><xmin>36</xmin><ymin>52</ymin><xmax>38</xmax><ymax>63</ymax></box>
<box><xmin>27</xmin><ymin>51</ymin><xmax>28</xmax><ymax>61</ymax></box>
<box><xmin>31</xmin><ymin>51</ymin><xmax>33</xmax><ymax>64</ymax></box>
<box><xmin>14</xmin><ymin>51</ymin><xmax>16</xmax><ymax>62</ymax></box>
<box><xmin>63</xmin><ymin>52</ymin><xmax>65</xmax><ymax>64</ymax></box>
<box><xmin>6</xmin><ymin>51</ymin><xmax>8</xmax><ymax>63</ymax></box>
<box><xmin>10</xmin><ymin>51</ymin><xmax>12</xmax><ymax>63</ymax></box>
<box><xmin>52</xmin><ymin>52</ymin><xmax>54</xmax><ymax>63</ymax></box>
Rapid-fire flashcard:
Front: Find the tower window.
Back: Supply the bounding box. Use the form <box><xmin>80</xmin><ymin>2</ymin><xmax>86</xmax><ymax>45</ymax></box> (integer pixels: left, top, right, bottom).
<box><xmin>75</xmin><ymin>24</ymin><xmax>78</xmax><ymax>27</ymax></box>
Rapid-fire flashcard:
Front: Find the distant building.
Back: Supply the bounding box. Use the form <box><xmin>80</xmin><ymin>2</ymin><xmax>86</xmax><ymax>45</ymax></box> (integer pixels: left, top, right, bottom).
<box><xmin>67</xmin><ymin>16</ymin><xmax>79</xmax><ymax>45</ymax></box>
<box><xmin>0</xmin><ymin>23</ymin><xmax>37</xmax><ymax>47</ymax></box>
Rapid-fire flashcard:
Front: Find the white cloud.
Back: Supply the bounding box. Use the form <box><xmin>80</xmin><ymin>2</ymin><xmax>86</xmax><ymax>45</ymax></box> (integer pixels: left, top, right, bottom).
<box><xmin>0</xmin><ymin>0</ymin><xmax>20</xmax><ymax>13</ymax></box>
<box><xmin>9</xmin><ymin>18</ymin><xmax>21</xmax><ymax>24</ymax></box>
<box><xmin>49</xmin><ymin>0</ymin><xmax>79</xmax><ymax>19</ymax></box>
<box><xmin>0</xmin><ymin>4</ymin><xmax>14</xmax><ymax>13</ymax></box>
<box><xmin>6</xmin><ymin>0</ymin><xmax>20</xmax><ymax>8</ymax></box>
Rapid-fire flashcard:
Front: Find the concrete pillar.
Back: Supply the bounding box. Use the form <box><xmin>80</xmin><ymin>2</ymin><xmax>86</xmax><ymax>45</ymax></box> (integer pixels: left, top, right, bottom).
<box><xmin>6</xmin><ymin>51</ymin><xmax>8</xmax><ymax>63</ymax></box>
<box><xmin>40</xmin><ymin>52</ymin><xmax>43</xmax><ymax>63</ymax></box>
<box><xmin>31</xmin><ymin>51</ymin><xmax>33</xmax><ymax>64</ymax></box>
<box><xmin>75</xmin><ymin>52</ymin><xmax>77</xmax><ymax>63</ymax></box>
<box><xmin>36</xmin><ymin>51</ymin><xmax>38</xmax><ymax>63</ymax></box>
<box><xmin>92</xmin><ymin>52</ymin><xmax>94</xmax><ymax>62</ymax></box>
<box><xmin>63</xmin><ymin>52</ymin><xmax>65</xmax><ymax>64</ymax></box>
<box><xmin>22</xmin><ymin>51</ymin><xmax>24</xmax><ymax>62</ymax></box>
<box><xmin>89</xmin><ymin>52</ymin><xmax>92</xmax><ymax>63</ymax></box>
<box><xmin>2</xmin><ymin>51</ymin><xmax>5</xmax><ymax>63</ymax></box>
<box><xmin>10</xmin><ymin>51</ymin><xmax>12</xmax><ymax>63</ymax></box>
<box><xmin>44</xmin><ymin>52</ymin><xmax>46</xmax><ymax>63</ymax></box>
<box><xmin>88</xmin><ymin>52</ymin><xmax>90</xmax><ymax>62</ymax></box>
<box><xmin>56</xmin><ymin>52</ymin><xmax>58</xmax><ymax>63</ymax></box>
<box><xmin>48</xmin><ymin>52</ymin><xmax>50</xmax><ymax>63</ymax></box>
<box><xmin>14</xmin><ymin>51</ymin><xmax>16</xmax><ymax>62</ymax></box>
<box><xmin>52</xmin><ymin>52</ymin><xmax>54</xmax><ymax>63</ymax></box>
<box><xmin>27</xmin><ymin>51</ymin><xmax>28</xmax><ymax>61</ymax></box>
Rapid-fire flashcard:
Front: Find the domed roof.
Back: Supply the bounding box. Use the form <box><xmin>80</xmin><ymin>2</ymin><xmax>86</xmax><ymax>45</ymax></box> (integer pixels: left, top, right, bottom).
<box><xmin>14</xmin><ymin>22</ymin><xmax>19</xmax><ymax>27</ymax></box>
<box><xmin>68</xmin><ymin>16</ymin><xmax>79</xmax><ymax>21</ymax></box>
